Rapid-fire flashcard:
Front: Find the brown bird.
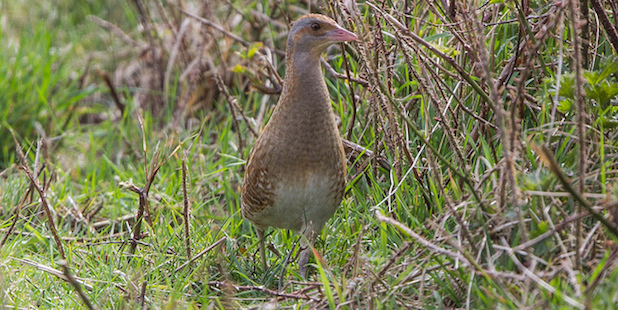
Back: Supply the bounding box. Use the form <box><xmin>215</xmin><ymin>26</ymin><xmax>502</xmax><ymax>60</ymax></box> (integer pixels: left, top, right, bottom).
<box><xmin>241</xmin><ymin>14</ymin><xmax>357</xmax><ymax>275</ymax></box>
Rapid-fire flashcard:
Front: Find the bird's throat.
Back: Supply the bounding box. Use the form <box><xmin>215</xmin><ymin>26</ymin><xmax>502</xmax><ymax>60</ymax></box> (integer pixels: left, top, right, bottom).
<box><xmin>281</xmin><ymin>51</ymin><xmax>332</xmax><ymax>117</ymax></box>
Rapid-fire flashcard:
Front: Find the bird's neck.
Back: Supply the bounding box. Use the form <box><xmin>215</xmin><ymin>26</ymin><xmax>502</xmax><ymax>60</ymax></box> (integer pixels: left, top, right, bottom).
<box><xmin>279</xmin><ymin>50</ymin><xmax>331</xmax><ymax>114</ymax></box>
<box><xmin>286</xmin><ymin>50</ymin><xmax>322</xmax><ymax>80</ymax></box>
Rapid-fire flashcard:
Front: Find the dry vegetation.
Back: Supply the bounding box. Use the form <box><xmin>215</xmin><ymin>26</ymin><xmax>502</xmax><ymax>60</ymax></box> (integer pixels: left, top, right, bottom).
<box><xmin>2</xmin><ymin>0</ymin><xmax>618</xmax><ymax>308</ymax></box>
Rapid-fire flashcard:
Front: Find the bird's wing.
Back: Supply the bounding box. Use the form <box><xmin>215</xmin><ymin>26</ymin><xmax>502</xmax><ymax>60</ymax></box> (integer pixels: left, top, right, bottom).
<box><xmin>241</xmin><ymin>149</ymin><xmax>275</xmax><ymax>219</ymax></box>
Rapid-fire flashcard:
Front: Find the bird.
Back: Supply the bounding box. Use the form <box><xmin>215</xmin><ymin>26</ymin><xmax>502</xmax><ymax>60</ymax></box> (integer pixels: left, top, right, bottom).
<box><xmin>241</xmin><ymin>14</ymin><xmax>357</xmax><ymax>276</ymax></box>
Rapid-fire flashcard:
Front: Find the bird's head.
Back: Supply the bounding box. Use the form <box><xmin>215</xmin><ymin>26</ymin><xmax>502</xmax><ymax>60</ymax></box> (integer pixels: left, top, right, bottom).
<box><xmin>287</xmin><ymin>14</ymin><xmax>357</xmax><ymax>57</ymax></box>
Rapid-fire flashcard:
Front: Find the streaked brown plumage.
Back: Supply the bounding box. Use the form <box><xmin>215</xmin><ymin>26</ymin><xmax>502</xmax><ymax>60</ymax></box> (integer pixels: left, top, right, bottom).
<box><xmin>241</xmin><ymin>14</ymin><xmax>357</xmax><ymax>275</ymax></box>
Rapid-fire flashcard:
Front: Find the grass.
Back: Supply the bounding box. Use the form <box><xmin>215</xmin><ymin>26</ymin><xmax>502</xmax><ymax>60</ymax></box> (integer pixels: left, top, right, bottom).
<box><xmin>2</xmin><ymin>0</ymin><xmax>618</xmax><ymax>309</ymax></box>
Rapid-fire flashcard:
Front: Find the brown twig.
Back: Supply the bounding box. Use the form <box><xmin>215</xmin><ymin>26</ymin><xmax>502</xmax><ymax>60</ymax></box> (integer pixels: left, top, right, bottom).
<box><xmin>100</xmin><ymin>71</ymin><xmax>125</xmax><ymax>115</ymax></box>
<box><xmin>16</xmin><ymin>258</ymin><xmax>93</xmax><ymax>291</ymax></box>
<box><xmin>87</xmin><ymin>15</ymin><xmax>142</xmax><ymax>47</ymax></box>
<box><xmin>341</xmin><ymin>43</ymin><xmax>358</xmax><ymax>141</ymax></box>
<box><xmin>512</xmin><ymin>211</ymin><xmax>591</xmax><ymax>252</ymax></box>
<box><xmin>180</xmin><ymin>9</ymin><xmax>252</xmax><ymax>48</ymax></box>
<box><xmin>59</xmin><ymin>260</ymin><xmax>98</xmax><ymax>310</ymax></box>
<box><xmin>320</xmin><ymin>58</ymin><xmax>369</xmax><ymax>88</ymax></box>
<box><xmin>0</xmin><ymin>186</ymin><xmax>32</xmax><ymax>251</ymax></box>
<box><xmin>584</xmin><ymin>245</ymin><xmax>618</xmax><ymax>295</ymax></box>
<box><xmin>207</xmin><ymin>281</ymin><xmax>320</xmax><ymax>302</ymax></box>
<box><xmin>131</xmin><ymin>0</ymin><xmax>158</xmax><ymax>61</ymax></box>
<box><xmin>500</xmin><ymin>238</ymin><xmax>584</xmax><ymax>309</ymax></box>
<box><xmin>375</xmin><ymin>210</ymin><xmax>470</xmax><ymax>266</ymax></box>
<box><xmin>590</xmin><ymin>0</ymin><xmax>618</xmax><ymax>53</ymax></box>
<box><xmin>533</xmin><ymin>143</ymin><xmax>618</xmax><ymax>237</ymax></box>
<box><xmin>377</xmin><ymin>241</ymin><xmax>413</xmax><ymax>278</ymax></box>
<box><xmin>343</xmin><ymin>225</ymin><xmax>367</xmax><ymax>278</ymax></box>
<box><xmin>125</xmin><ymin>117</ymin><xmax>183</xmax><ymax>253</ymax></box>
<box><xmin>139</xmin><ymin>280</ymin><xmax>148</xmax><ymax>310</ymax></box>
<box><xmin>209</xmin><ymin>58</ymin><xmax>259</xmax><ymax>139</ymax></box>
<box><xmin>580</xmin><ymin>0</ymin><xmax>590</xmax><ymax>68</ymax></box>
<box><xmin>182</xmin><ymin>154</ymin><xmax>192</xmax><ymax>261</ymax></box>
<box><xmin>341</xmin><ymin>138</ymin><xmax>390</xmax><ymax>171</ymax></box>
<box><xmin>92</xmin><ymin>214</ymin><xmax>137</xmax><ymax>229</ymax></box>
<box><xmin>12</xmin><ymin>136</ymin><xmax>65</xmax><ymax>259</ymax></box>
<box><xmin>367</xmin><ymin>3</ymin><xmax>494</xmax><ymax>107</ymax></box>
<box><xmin>0</xmin><ymin>229</ymin><xmax>124</xmax><ymax>242</ymax></box>
<box><xmin>567</xmin><ymin>0</ymin><xmax>587</xmax><ymax>270</ymax></box>
<box><xmin>175</xmin><ymin>236</ymin><xmax>226</xmax><ymax>272</ymax></box>
<box><xmin>120</xmin><ymin>180</ymin><xmax>149</xmax><ymax>252</ymax></box>
<box><xmin>611</xmin><ymin>1</ymin><xmax>618</xmax><ymax>30</ymax></box>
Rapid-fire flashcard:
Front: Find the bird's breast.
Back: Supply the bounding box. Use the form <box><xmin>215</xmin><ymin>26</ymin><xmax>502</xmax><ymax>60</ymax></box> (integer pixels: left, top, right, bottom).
<box><xmin>250</xmin><ymin>169</ymin><xmax>345</xmax><ymax>231</ymax></box>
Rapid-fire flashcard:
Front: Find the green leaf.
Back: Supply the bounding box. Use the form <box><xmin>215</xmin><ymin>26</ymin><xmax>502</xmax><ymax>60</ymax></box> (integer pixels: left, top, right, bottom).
<box><xmin>424</xmin><ymin>33</ymin><xmax>452</xmax><ymax>42</ymax></box>
<box><xmin>557</xmin><ymin>98</ymin><xmax>573</xmax><ymax>114</ymax></box>
<box><xmin>247</xmin><ymin>42</ymin><xmax>263</xmax><ymax>59</ymax></box>
<box><xmin>591</xmin><ymin>55</ymin><xmax>618</xmax><ymax>84</ymax></box>
<box><xmin>558</xmin><ymin>74</ymin><xmax>575</xmax><ymax>99</ymax></box>
<box><xmin>587</xmin><ymin>81</ymin><xmax>618</xmax><ymax>108</ymax></box>
<box><xmin>597</xmin><ymin>115</ymin><xmax>618</xmax><ymax>129</ymax></box>
<box><xmin>231</xmin><ymin>64</ymin><xmax>245</xmax><ymax>73</ymax></box>
<box><xmin>530</xmin><ymin>221</ymin><xmax>552</xmax><ymax>255</ymax></box>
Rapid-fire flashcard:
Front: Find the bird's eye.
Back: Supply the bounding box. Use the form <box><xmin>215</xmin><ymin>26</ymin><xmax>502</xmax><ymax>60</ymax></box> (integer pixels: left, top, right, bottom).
<box><xmin>310</xmin><ymin>23</ymin><xmax>321</xmax><ymax>31</ymax></box>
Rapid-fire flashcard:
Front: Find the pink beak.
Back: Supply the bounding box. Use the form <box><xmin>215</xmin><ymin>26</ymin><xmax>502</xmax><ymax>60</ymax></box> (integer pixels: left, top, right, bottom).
<box><xmin>328</xmin><ymin>27</ymin><xmax>358</xmax><ymax>42</ymax></box>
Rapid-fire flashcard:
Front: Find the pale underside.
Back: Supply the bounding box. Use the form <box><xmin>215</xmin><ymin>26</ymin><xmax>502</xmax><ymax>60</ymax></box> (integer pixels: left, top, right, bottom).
<box><xmin>248</xmin><ymin>171</ymin><xmax>342</xmax><ymax>234</ymax></box>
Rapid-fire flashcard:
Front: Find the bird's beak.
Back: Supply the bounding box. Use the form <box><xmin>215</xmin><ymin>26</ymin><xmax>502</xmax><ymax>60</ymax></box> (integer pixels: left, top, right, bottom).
<box><xmin>328</xmin><ymin>27</ymin><xmax>358</xmax><ymax>42</ymax></box>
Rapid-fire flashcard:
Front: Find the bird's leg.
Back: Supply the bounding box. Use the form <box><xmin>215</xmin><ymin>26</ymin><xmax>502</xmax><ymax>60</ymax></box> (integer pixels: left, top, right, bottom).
<box><xmin>256</xmin><ymin>228</ymin><xmax>267</xmax><ymax>270</ymax></box>
<box><xmin>298</xmin><ymin>223</ymin><xmax>317</xmax><ymax>277</ymax></box>
<box><xmin>298</xmin><ymin>238</ymin><xmax>311</xmax><ymax>277</ymax></box>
